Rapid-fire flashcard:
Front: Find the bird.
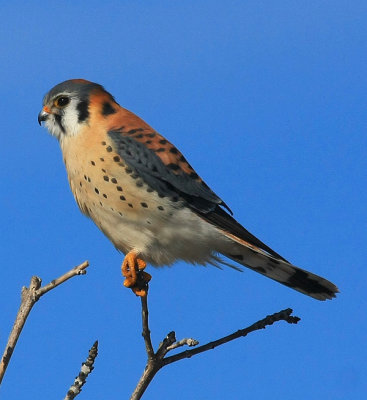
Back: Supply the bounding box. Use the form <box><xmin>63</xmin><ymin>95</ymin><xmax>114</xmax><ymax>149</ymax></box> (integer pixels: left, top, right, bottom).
<box><xmin>38</xmin><ymin>79</ymin><xmax>338</xmax><ymax>300</ymax></box>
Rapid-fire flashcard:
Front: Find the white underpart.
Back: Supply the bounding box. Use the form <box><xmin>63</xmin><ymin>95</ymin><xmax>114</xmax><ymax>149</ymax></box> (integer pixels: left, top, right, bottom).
<box><xmin>84</xmin><ymin>194</ymin><xmax>229</xmax><ymax>267</ymax></box>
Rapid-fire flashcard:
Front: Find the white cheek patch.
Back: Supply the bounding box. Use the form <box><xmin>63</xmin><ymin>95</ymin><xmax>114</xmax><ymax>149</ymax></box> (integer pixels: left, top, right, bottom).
<box><xmin>44</xmin><ymin>98</ymin><xmax>84</xmax><ymax>141</ymax></box>
<box><xmin>44</xmin><ymin>117</ymin><xmax>64</xmax><ymax>140</ymax></box>
<box><xmin>62</xmin><ymin>98</ymin><xmax>84</xmax><ymax>136</ymax></box>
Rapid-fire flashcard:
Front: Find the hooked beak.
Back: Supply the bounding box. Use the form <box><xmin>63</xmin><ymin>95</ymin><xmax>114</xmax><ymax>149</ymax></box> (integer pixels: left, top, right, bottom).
<box><xmin>38</xmin><ymin>106</ymin><xmax>51</xmax><ymax>125</ymax></box>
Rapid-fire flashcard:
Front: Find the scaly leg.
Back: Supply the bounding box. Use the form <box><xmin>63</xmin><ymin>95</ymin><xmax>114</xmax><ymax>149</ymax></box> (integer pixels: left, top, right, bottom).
<box><xmin>121</xmin><ymin>251</ymin><xmax>151</xmax><ymax>296</ymax></box>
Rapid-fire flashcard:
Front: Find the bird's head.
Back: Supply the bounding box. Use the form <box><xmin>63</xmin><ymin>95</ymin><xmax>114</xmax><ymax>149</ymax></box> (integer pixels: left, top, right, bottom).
<box><xmin>38</xmin><ymin>79</ymin><xmax>112</xmax><ymax>140</ymax></box>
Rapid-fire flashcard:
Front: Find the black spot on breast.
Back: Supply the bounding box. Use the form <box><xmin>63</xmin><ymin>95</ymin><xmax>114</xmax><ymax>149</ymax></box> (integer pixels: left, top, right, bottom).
<box><xmin>101</xmin><ymin>141</ymin><xmax>106</xmax><ymax>145</ymax></box>
<box><xmin>95</xmin><ymin>188</ymin><xmax>99</xmax><ymax>194</ymax></box>
<box><xmin>146</xmin><ymin>187</ymin><xmax>154</xmax><ymax>193</ymax></box>
<box><xmin>103</xmin><ymin>176</ymin><xmax>109</xmax><ymax>181</ymax></box>
<box><xmin>113</xmin><ymin>156</ymin><xmax>120</xmax><ymax>162</ymax></box>
<box><xmin>101</xmin><ymin>168</ymin><xmax>106</xmax><ymax>173</ymax></box>
<box><xmin>106</xmin><ymin>146</ymin><xmax>113</xmax><ymax>152</ymax></box>
<box><xmin>84</xmin><ymin>175</ymin><xmax>87</xmax><ymax>181</ymax></box>
<box><xmin>111</xmin><ymin>178</ymin><xmax>117</xmax><ymax>184</ymax></box>
<box><xmin>77</xmin><ymin>100</ymin><xmax>89</xmax><ymax>122</ymax></box>
<box><xmin>128</xmin><ymin>203</ymin><xmax>133</xmax><ymax>208</ymax></box>
<box><xmin>103</xmin><ymin>194</ymin><xmax>107</xmax><ymax>198</ymax></box>
<box><xmin>146</xmin><ymin>132</ymin><xmax>156</xmax><ymax>138</ymax></box>
<box><xmin>120</xmin><ymin>195</ymin><xmax>126</xmax><ymax>201</ymax></box>
<box><xmin>167</xmin><ymin>163</ymin><xmax>180</xmax><ymax>171</ymax></box>
<box><xmin>169</xmin><ymin>147</ymin><xmax>178</xmax><ymax>154</ymax></box>
<box><xmin>135</xmin><ymin>134</ymin><xmax>143</xmax><ymax>139</ymax></box>
<box><xmin>125</xmin><ymin>167</ymin><xmax>133</xmax><ymax>174</ymax></box>
<box><xmin>90</xmin><ymin>161</ymin><xmax>95</xmax><ymax>166</ymax></box>
<box><xmin>155</xmin><ymin>148</ymin><xmax>165</xmax><ymax>153</ymax></box>
<box><xmin>118</xmin><ymin>212</ymin><xmax>123</xmax><ymax>216</ymax></box>
<box><xmin>141</xmin><ymin>202</ymin><xmax>148</xmax><ymax>208</ymax></box>
<box><xmin>100</xmin><ymin>158</ymin><xmax>105</xmax><ymax>162</ymax></box>
<box><xmin>87</xmin><ymin>177</ymin><xmax>91</xmax><ymax>182</ymax></box>
<box><xmin>157</xmin><ymin>206</ymin><xmax>164</xmax><ymax>211</ymax></box>
<box><xmin>116</xmin><ymin>186</ymin><xmax>123</xmax><ymax>191</ymax></box>
<box><xmin>102</xmin><ymin>102</ymin><xmax>116</xmax><ymax>116</ymax></box>
<box><xmin>136</xmin><ymin>180</ymin><xmax>143</xmax><ymax>187</ymax></box>
<box><xmin>79</xmin><ymin>182</ymin><xmax>82</xmax><ymax>187</ymax></box>
<box><xmin>159</xmin><ymin>139</ymin><xmax>167</xmax><ymax>144</ymax></box>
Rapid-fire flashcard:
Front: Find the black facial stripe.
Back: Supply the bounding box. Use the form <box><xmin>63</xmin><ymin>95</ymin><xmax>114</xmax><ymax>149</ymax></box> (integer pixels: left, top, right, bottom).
<box><xmin>77</xmin><ymin>100</ymin><xmax>90</xmax><ymax>122</ymax></box>
<box><xmin>102</xmin><ymin>102</ymin><xmax>116</xmax><ymax>116</ymax></box>
<box><xmin>54</xmin><ymin>114</ymin><xmax>65</xmax><ymax>133</ymax></box>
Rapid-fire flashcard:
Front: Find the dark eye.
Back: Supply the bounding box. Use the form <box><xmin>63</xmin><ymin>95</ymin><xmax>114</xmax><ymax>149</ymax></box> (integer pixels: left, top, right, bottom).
<box><xmin>55</xmin><ymin>96</ymin><xmax>70</xmax><ymax>107</ymax></box>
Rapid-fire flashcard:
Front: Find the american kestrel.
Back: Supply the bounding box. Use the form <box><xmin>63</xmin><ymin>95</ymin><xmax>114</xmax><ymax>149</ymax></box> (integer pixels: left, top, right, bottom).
<box><xmin>38</xmin><ymin>79</ymin><xmax>338</xmax><ymax>300</ymax></box>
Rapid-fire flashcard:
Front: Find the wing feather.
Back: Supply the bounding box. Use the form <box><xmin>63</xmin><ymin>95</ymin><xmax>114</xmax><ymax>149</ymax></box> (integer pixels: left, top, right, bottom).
<box><xmin>108</xmin><ymin>128</ymin><xmax>284</xmax><ymax>259</ymax></box>
<box><xmin>108</xmin><ymin>128</ymin><xmax>230</xmax><ymax>213</ymax></box>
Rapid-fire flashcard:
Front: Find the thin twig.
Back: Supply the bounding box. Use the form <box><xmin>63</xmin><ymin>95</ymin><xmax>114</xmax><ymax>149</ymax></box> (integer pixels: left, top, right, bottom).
<box><xmin>130</xmin><ymin>286</ymin><xmax>300</xmax><ymax>400</ymax></box>
<box><xmin>130</xmin><ymin>290</ymin><xmax>159</xmax><ymax>400</ymax></box>
<box><xmin>0</xmin><ymin>261</ymin><xmax>89</xmax><ymax>385</ymax></box>
<box><xmin>141</xmin><ymin>295</ymin><xmax>154</xmax><ymax>359</ymax></box>
<box><xmin>166</xmin><ymin>338</ymin><xmax>199</xmax><ymax>351</ymax></box>
<box><xmin>163</xmin><ymin>308</ymin><xmax>299</xmax><ymax>366</ymax></box>
<box><xmin>64</xmin><ymin>340</ymin><xmax>98</xmax><ymax>400</ymax></box>
<box><xmin>36</xmin><ymin>261</ymin><xmax>89</xmax><ymax>298</ymax></box>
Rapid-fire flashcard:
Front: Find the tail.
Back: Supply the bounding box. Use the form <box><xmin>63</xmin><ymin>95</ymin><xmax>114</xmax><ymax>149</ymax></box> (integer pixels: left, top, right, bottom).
<box><xmin>220</xmin><ymin>232</ymin><xmax>338</xmax><ymax>301</ymax></box>
<box><xmin>195</xmin><ymin>205</ymin><xmax>338</xmax><ymax>300</ymax></box>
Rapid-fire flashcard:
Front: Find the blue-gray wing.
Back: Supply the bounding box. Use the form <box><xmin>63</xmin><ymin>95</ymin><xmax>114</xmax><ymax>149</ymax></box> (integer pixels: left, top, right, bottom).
<box><xmin>108</xmin><ymin>128</ymin><xmax>288</xmax><ymax>261</ymax></box>
<box><xmin>108</xmin><ymin>129</ymin><xmax>229</xmax><ymax>213</ymax></box>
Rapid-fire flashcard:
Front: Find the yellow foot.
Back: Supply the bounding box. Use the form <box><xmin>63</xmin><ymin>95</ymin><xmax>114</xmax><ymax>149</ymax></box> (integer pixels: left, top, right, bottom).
<box><xmin>121</xmin><ymin>252</ymin><xmax>152</xmax><ymax>296</ymax></box>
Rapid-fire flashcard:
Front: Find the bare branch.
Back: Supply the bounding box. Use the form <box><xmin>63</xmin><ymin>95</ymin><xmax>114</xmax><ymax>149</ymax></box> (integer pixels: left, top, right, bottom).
<box><xmin>166</xmin><ymin>338</ymin><xmax>199</xmax><ymax>351</ymax></box>
<box><xmin>0</xmin><ymin>261</ymin><xmax>89</xmax><ymax>385</ymax></box>
<box><xmin>130</xmin><ymin>285</ymin><xmax>300</xmax><ymax>400</ymax></box>
<box><xmin>163</xmin><ymin>308</ymin><xmax>299</xmax><ymax>366</ymax></box>
<box><xmin>140</xmin><ymin>295</ymin><xmax>154</xmax><ymax>359</ymax></box>
<box><xmin>64</xmin><ymin>340</ymin><xmax>98</xmax><ymax>400</ymax></box>
<box><xmin>155</xmin><ymin>331</ymin><xmax>176</xmax><ymax>359</ymax></box>
<box><xmin>36</xmin><ymin>261</ymin><xmax>89</xmax><ymax>298</ymax></box>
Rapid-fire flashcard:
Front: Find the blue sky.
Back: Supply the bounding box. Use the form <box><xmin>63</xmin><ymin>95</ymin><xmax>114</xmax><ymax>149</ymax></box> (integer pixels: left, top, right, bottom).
<box><xmin>0</xmin><ymin>1</ymin><xmax>366</xmax><ymax>398</ymax></box>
